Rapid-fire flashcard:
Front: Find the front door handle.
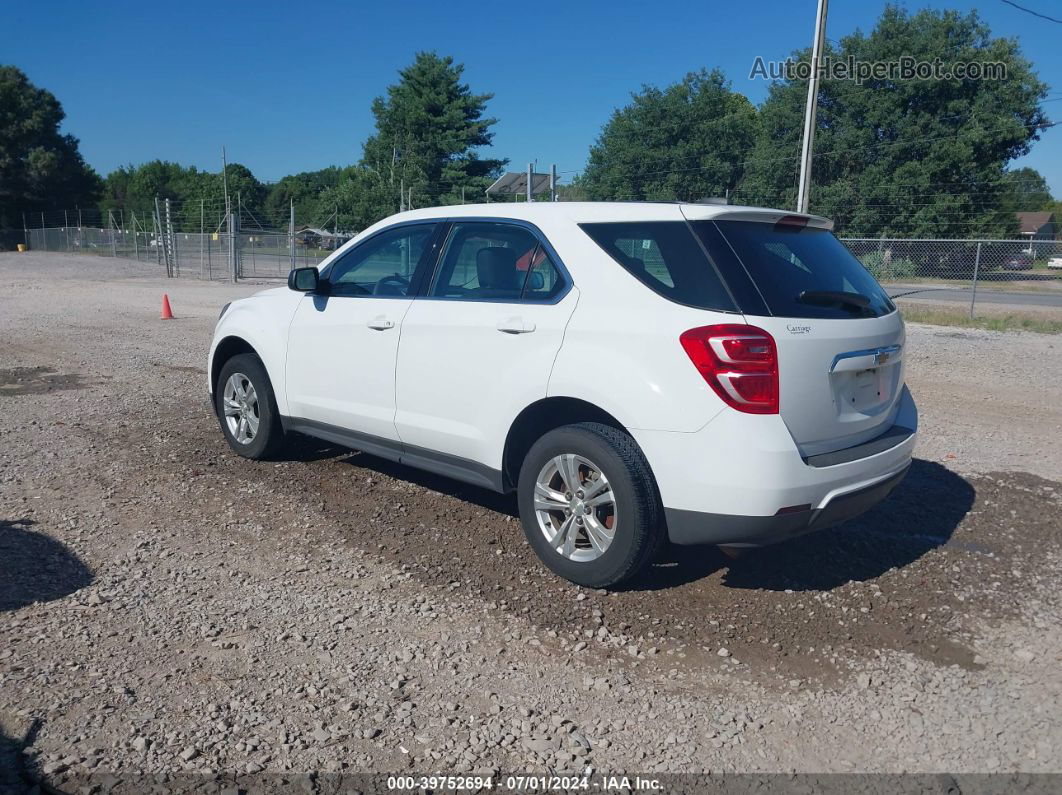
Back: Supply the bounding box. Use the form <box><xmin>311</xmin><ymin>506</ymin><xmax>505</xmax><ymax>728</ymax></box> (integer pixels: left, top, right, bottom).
<box><xmin>496</xmin><ymin>317</ymin><xmax>536</xmax><ymax>334</ymax></box>
<box><xmin>367</xmin><ymin>316</ymin><xmax>395</xmax><ymax>331</ymax></box>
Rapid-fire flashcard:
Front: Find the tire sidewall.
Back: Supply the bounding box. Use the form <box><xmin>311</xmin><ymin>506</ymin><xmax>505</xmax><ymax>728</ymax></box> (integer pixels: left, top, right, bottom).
<box><xmin>518</xmin><ymin>427</ymin><xmax>648</xmax><ymax>588</ymax></box>
<box><xmin>215</xmin><ymin>354</ymin><xmax>277</xmax><ymax>459</ymax></box>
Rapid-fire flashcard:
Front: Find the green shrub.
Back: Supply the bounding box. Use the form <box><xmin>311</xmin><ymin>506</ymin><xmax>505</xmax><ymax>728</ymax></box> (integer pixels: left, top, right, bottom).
<box><xmin>858</xmin><ymin>251</ymin><xmax>917</xmax><ymax>280</ymax></box>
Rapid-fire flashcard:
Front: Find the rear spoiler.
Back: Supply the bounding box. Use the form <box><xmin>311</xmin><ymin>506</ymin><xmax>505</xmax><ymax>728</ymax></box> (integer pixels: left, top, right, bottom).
<box><xmin>681</xmin><ymin>207</ymin><xmax>835</xmax><ymax>231</ymax></box>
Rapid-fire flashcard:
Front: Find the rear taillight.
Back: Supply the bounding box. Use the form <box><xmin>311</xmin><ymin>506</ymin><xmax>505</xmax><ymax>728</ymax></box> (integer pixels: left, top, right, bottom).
<box><xmin>679</xmin><ymin>324</ymin><xmax>779</xmax><ymax>414</ymax></box>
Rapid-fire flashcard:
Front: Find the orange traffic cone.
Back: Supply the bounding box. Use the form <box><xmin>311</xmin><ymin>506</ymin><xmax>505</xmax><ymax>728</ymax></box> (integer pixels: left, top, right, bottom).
<box><xmin>160</xmin><ymin>294</ymin><xmax>174</xmax><ymax>320</ymax></box>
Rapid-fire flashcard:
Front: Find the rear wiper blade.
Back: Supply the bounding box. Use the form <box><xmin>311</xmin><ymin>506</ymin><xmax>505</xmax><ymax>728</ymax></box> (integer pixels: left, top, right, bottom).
<box><xmin>797</xmin><ymin>290</ymin><xmax>871</xmax><ymax>310</ymax></box>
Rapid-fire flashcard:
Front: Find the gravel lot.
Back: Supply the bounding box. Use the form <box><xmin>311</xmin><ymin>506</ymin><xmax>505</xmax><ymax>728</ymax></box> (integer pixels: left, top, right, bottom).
<box><xmin>1</xmin><ymin>252</ymin><xmax>1060</xmax><ymax>792</ymax></box>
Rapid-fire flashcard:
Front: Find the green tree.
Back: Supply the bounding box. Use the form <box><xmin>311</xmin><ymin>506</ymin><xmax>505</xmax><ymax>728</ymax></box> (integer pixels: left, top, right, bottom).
<box><xmin>318</xmin><ymin>168</ymin><xmax>396</xmax><ymax>232</ymax></box>
<box><xmin>999</xmin><ymin>167</ymin><xmax>1054</xmax><ymax>213</ymax></box>
<box><xmin>99</xmin><ymin>160</ymin><xmax>266</xmax><ymax>231</ymax></box>
<box><xmin>0</xmin><ymin>66</ymin><xmax>101</xmax><ymax>246</ymax></box>
<box><xmin>263</xmin><ymin>166</ymin><xmax>345</xmax><ymax>227</ymax></box>
<box><xmin>359</xmin><ymin>52</ymin><xmax>506</xmax><ymax>219</ymax></box>
<box><xmin>581</xmin><ymin>69</ymin><xmax>759</xmax><ymax>202</ymax></box>
<box><xmin>737</xmin><ymin>5</ymin><xmax>1050</xmax><ymax>237</ymax></box>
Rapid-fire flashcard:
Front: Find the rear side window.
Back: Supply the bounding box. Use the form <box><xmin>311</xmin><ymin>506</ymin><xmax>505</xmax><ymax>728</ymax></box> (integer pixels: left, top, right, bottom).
<box><xmin>431</xmin><ymin>222</ymin><xmax>565</xmax><ymax>302</ymax></box>
<box><xmin>580</xmin><ymin>222</ymin><xmax>736</xmax><ymax>312</ymax></box>
<box><xmin>701</xmin><ymin>221</ymin><xmax>895</xmax><ymax>319</ymax></box>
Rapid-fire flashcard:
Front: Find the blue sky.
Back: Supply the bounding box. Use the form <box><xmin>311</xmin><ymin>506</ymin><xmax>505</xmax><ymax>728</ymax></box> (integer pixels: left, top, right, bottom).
<box><xmin>6</xmin><ymin>0</ymin><xmax>1061</xmax><ymax>193</ymax></box>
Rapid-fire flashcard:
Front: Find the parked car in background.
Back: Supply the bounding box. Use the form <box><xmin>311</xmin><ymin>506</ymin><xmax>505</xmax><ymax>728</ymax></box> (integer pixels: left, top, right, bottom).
<box><xmin>1047</xmin><ymin>257</ymin><xmax>1062</xmax><ymax>270</ymax></box>
<box><xmin>1003</xmin><ymin>253</ymin><xmax>1034</xmax><ymax>271</ymax></box>
<box><xmin>207</xmin><ymin>203</ymin><xmax>917</xmax><ymax>587</ymax></box>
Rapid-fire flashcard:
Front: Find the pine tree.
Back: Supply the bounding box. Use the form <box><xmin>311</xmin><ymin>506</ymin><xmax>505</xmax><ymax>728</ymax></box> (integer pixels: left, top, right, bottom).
<box><xmin>360</xmin><ymin>52</ymin><xmax>506</xmax><ymax>214</ymax></box>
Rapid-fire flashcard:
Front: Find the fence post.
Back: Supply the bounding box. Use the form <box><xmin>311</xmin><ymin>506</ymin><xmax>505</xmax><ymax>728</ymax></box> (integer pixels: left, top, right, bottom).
<box><xmin>289</xmin><ymin>199</ymin><xmax>295</xmax><ymax>271</ymax></box>
<box><xmin>22</xmin><ymin>213</ymin><xmax>27</xmax><ymax>250</ymax></box>
<box><xmin>207</xmin><ymin>211</ymin><xmax>213</xmax><ymax>280</ymax></box>
<box><xmin>108</xmin><ymin>210</ymin><xmax>117</xmax><ymax>257</ymax></box>
<box><xmin>969</xmin><ymin>241</ymin><xmax>982</xmax><ymax>319</ymax></box>
<box><xmin>228</xmin><ymin>212</ymin><xmax>238</xmax><ymax>283</ymax></box>
<box><xmin>132</xmin><ymin>212</ymin><xmax>139</xmax><ymax>261</ymax></box>
<box><xmin>200</xmin><ymin>199</ymin><xmax>205</xmax><ymax>280</ymax></box>
<box><xmin>153</xmin><ymin>199</ymin><xmax>164</xmax><ymax>270</ymax></box>
<box><xmin>164</xmin><ymin>198</ymin><xmax>178</xmax><ymax>277</ymax></box>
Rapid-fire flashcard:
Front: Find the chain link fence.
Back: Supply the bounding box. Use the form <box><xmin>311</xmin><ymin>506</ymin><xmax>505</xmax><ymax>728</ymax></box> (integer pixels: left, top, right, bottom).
<box><xmin>20</xmin><ymin>200</ymin><xmax>342</xmax><ymax>282</ymax></box>
<box><xmin>843</xmin><ymin>237</ymin><xmax>1062</xmax><ymax>285</ymax></box>
<box><xmin>18</xmin><ymin>208</ymin><xmax>1062</xmax><ymax>300</ymax></box>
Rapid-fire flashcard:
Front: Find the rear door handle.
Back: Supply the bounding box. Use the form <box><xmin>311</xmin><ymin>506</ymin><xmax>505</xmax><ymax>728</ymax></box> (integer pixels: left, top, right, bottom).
<box><xmin>367</xmin><ymin>316</ymin><xmax>395</xmax><ymax>331</ymax></box>
<box><xmin>496</xmin><ymin>317</ymin><xmax>536</xmax><ymax>334</ymax></box>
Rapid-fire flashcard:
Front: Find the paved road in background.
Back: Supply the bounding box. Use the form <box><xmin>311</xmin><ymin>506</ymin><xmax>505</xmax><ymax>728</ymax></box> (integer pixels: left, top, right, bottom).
<box><xmin>888</xmin><ymin>285</ymin><xmax>1062</xmax><ymax>308</ymax></box>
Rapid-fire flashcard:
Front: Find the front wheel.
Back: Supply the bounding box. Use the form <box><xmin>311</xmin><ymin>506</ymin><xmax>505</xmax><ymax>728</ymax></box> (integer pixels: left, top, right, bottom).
<box><xmin>517</xmin><ymin>422</ymin><xmax>664</xmax><ymax>588</ymax></box>
<box><xmin>215</xmin><ymin>353</ymin><xmax>284</xmax><ymax>460</ymax></box>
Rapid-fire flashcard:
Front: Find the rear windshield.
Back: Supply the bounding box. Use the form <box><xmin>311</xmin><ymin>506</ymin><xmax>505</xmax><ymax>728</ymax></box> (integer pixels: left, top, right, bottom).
<box><xmin>579</xmin><ymin>222</ymin><xmax>736</xmax><ymax>312</ymax></box>
<box><xmin>702</xmin><ymin>220</ymin><xmax>895</xmax><ymax>319</ymax></box>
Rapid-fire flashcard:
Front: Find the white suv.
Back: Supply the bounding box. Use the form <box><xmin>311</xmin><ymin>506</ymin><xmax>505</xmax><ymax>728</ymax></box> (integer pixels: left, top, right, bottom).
<box><xmin>208</xmin><ymin>203</ymin><xmax>917</xmax><ymax>587</ymax></box>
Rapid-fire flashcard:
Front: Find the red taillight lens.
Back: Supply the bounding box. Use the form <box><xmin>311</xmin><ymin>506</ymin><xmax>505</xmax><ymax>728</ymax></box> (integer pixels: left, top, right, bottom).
<box><xmin>679</xmin><ymin>324</ymin><xmax>779</xmax><ymax>414</ymax></box>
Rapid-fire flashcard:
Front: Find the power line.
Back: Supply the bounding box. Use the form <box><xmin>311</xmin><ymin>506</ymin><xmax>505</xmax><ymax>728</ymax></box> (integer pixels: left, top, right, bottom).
<box><xmin>1000</xmin><ymin>0</ymin><xmax>1062</xmax><ymax>25</ymax></box>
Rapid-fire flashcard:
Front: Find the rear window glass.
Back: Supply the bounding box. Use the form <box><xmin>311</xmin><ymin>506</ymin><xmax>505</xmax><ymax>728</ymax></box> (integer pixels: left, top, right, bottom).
<box><xmin>579</xmin><ymin>222</ymin><xmax>736</xmax><ymax>312</ymax></box>
<box><xmin>702</xmin><ymin>220</ymin><xmax>895</xmax><ymax>319</ymax></box>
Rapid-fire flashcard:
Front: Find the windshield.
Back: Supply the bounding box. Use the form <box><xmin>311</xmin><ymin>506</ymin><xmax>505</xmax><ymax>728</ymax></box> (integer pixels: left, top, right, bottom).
<box><xmin>700</xmin><ymin>220</ymin><xmax>895</xmax><ymax>319</ymax></box>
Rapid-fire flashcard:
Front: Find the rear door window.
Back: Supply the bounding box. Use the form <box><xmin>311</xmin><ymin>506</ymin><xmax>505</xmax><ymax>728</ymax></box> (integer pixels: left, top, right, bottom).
<box><xmin>700</xmin><ymin>220</ymin><xmax>895</xmax><ymax>319</ymax></box>
<box><xmin>579</xmin><ymin>222</ymin><xmax>736</xmax><ymax>312</ymax></box>
<box><xmin>431</xmin><ymin>222</ymin><xmax>565</xmax><ymax>302</ymax></box>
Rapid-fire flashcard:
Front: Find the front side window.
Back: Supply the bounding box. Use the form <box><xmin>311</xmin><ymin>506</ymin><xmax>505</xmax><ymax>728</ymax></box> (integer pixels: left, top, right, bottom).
<box><xmin>579</xmin><ymin>221</ymin><xmax>736</xmax><ymax>312</ymax></box>
<box><xmin>431</xmin><ymin>222</ymin><xmax>565</xmax><ymax>302</ymax></box>
<box><xmin>326</xmin><ymin>223</ymin><xmax>437</xmax><ymax>297</ymax></box>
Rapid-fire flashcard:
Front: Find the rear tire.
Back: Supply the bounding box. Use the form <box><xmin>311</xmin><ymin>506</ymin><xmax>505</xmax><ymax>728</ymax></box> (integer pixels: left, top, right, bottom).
<box><xmin>215</xmin><ymin>353</ymin><xmax>284</xmax><ymax>460</ymax></box>
<box><xmin>517</xmin><ymin>422</ymin><xmax>664</xmax><ymax>588</ymax></box>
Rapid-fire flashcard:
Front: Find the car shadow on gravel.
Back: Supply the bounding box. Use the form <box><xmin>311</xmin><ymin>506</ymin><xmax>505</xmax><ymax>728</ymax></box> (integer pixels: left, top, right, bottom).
<box><xmin>633</xmin><ymin>459</ymin><xmax>975</xmax><ymax>593</ymax></box>
<box><xmin>0</xmin><ymin>719</ymin><xmax>39</xmax><ymax>795</ymax></box>
<box><xmin>0</xmin><ymin>519</ymin><xmax>93</xmax><ymax>611</ymax></box>
<box><xmin>335</xmin><ymin>450</ymin><xmax>521</xmax><ymax>517</ymax></box>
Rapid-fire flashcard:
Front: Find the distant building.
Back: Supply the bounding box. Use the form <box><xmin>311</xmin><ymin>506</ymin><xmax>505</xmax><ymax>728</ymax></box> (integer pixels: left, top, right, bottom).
<box><xmin>294</xmin><ymin>226</ymin><xmax>354</xmax><ymax>250</ymax></box>
<box><xmin>1016</xmin><ymin>211</ymin><xmax>1056</xmax><ymax>240</ymax></box>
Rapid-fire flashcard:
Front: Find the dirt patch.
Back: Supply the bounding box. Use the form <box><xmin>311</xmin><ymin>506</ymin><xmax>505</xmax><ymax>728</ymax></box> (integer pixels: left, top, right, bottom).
<box><xmin>119</xmin><ymin>403</ymin><xmax>1061</xmax><ymax>686</ymax></box>
<box><xmin>0</xmin><ymin>367</ymin><xmax>84</xmax><ymax>396</ymax></box>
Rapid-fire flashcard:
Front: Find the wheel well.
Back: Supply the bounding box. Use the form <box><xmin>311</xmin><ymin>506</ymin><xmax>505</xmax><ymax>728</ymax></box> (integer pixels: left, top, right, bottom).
<box><xmin>210</xmin><ymin>336</ymin><xmax>258</xmax><ymax>397</ymax></box>
<box><xmin>502</xmin><ymin>398</ymin><xmax>628</xmax><ymax>491</ymax></box>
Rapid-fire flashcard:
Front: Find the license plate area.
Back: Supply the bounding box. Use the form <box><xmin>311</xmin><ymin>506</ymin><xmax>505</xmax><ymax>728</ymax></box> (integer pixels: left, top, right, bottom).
<box><xmin>834</xmin><ymin>365</ymin><xmax>894</xmax><ymax>414</ymax></box>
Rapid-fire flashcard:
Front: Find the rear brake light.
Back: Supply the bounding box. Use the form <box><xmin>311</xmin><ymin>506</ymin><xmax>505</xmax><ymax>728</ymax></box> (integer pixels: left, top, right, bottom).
<box><xmin>775</xmin><ymin>215</ymin><xmax>809</xmax><ymax>229</ymax></box>
<box><xmin>679</xmin><ymin>324</ymin><xmax>779</xmax><ymax>414</ymax></box>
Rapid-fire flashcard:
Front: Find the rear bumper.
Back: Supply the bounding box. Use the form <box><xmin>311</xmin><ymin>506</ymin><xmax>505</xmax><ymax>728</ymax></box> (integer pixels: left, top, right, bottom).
<box><xmin>631</xmin><ymin>385</ymin><xmax>918</xmax><ymax>547</ymax></box>
<box><xmin>665</xmin><ymin>462</ymin><xmax>910</xmax><ymax>546</ymax></box>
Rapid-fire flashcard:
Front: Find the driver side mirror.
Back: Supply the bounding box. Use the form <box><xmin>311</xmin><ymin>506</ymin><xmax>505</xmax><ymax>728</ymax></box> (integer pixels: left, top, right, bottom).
<box><xmin>288</xmin><ymin>266</ymin><xmax>320</xmax><ymax>293</ymax></box>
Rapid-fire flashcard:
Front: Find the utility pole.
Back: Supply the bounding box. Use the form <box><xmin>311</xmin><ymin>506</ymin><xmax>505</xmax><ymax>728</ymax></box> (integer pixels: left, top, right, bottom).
<box><xmin>526</xmin><ymin>163</ymin><xmax>534</xmax><ymax>203</ymax></box>
<box><xmin>796</xmin><ymin>0</ymin><xmax>829</xmax><ymax>215</ymax></box>
<box><xmin>400</xmin><ymin>178</ymin><xmax>405</xmax><ymax>212</ymax></box>
<box><xmin>221</xmin><ymin>146</ymin><xmax>230</xmax><ymax>218</ymax></box>
<box><xmin>550</xmin><ymin>164</ymin><xmax>557</xmax><ymax>202</ymax></box>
